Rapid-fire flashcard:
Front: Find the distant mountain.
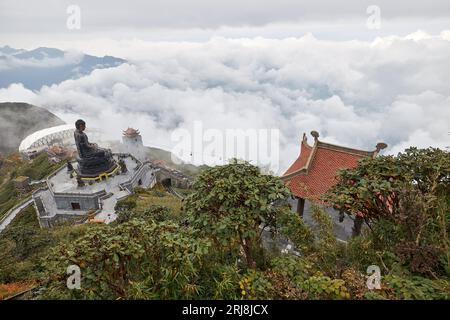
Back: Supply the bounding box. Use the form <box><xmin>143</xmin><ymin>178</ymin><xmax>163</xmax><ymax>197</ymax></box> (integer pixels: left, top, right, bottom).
<box><xmin>0</xmin><ymin>45</ymin><xmax>25</xmax><ymax>56</ymax></box>
<box><xmin>0</xmin><ymin>46</ymin><xmax>126</xmax><ymax>90</ymax></box>
<box><xmin>143</xmin><ymin>146</ymin><xmax>209</xmax><ymax>177</ymax></box>
<box><xmin>9</xmin><ymin>47</ymin><xmax>64</xmax><ymax>60</ymax></box>
<box><xmin>106</xmin><ymin>139</ymin><xmax>207</xmax><ymax>177</ymax></box>
<box><xmin>0</xmin><ymin>102</ymin><xmax>65</xmax><ymax>154</ymax></box>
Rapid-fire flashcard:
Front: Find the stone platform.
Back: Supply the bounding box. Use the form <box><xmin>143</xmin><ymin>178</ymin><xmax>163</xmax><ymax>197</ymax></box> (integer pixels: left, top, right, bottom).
<box><xmin>32</xmin><ymin>153</ymin><xmax>156</xmax><ymax>228</ymax></box>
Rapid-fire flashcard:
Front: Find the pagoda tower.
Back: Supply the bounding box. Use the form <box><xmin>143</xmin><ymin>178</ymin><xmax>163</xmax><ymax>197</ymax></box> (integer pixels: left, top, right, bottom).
<box><xmin>122</xmin><ymin>127</ymin><xmax>145</xmax><ymax>160</ymax></box>
<box><xmin>122</xmin><ymin>127</ymin><xmax>143</xmax><ymax>147</ymax></box>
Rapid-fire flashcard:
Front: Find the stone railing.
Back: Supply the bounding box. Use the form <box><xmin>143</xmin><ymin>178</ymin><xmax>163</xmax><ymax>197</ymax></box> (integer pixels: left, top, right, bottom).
<box><xmin>119</xmin><ymin>162</ymin><xmax>152</xmax><ymax>192</ymax></box>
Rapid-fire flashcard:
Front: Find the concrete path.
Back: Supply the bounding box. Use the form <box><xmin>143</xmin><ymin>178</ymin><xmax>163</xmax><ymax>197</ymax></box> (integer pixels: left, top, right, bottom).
<box><xmin>0</xmin><ymin>198</ymin><xmax>34</xmax><ymax>233</ymax></box>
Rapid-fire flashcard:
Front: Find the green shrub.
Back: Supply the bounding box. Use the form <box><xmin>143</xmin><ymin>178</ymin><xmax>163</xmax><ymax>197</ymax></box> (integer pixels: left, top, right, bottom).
<box><xmin>152</xmin><ymin>190</ymin><xmax>166</xmax><ymax>197</ymax></box>
<box><xmin>40</xmin><ymin>219</ymin><xmax>211</xmax><ymax>299</ymax></box>
<box><xmin>114</xmin><ymin>195</ymin><xmax>138</xmax><ymax>212</ymax></box>
<box><xmin>270</xmin><ymin>255</ymin><xmax>313</xmax><ymax>283</ymax></box>
<box><xmin>0</xmin><ymin>206</ymin><xmax>52</xmax><ymax>283</ymax></box>
<box><xmin>208</xmin><ymin>264</ymin><xmax>241</xmax><ymax>300</ymax></box>
<box><xmin>384</xmin><ymin>275</ymin><xmax>450</xmax><ymax>300</ymax></box>
<box><xmin>276</xmin><ymin>209</ymin><xmax>314</xmax><ymax>254</ymax></box>
<box><xmin>239</xmin><ymin>270</ymin><xmax>273</xmax><ymax>299</ymax></box>
<box><xmin>299</xmin><ymin>272</ymin><xmax>350</xmax><ymax>300</ymax></box>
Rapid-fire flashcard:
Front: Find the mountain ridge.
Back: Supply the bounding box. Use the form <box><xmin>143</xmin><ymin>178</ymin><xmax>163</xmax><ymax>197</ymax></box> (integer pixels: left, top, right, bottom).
<box><xmin>0</xmin><ymin>102</ymin><xmax>65</xmax><ymax>154</ymax></box>
<box><xmin>0</xmin><ymin>46</ymin><xmax>126</xmax><ymax>90</ymax></box>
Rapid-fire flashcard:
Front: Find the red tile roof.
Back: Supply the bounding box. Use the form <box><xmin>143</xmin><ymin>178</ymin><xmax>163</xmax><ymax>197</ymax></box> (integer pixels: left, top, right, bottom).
<box><xmin>282</xmin><ymin>132</ymin><xmax>386</xmax><ymax>200</ymax></box>
<box><xmin>123</xmin><ymin>127</ymin><xmax>140</xmax><ymax>137</ymax></box>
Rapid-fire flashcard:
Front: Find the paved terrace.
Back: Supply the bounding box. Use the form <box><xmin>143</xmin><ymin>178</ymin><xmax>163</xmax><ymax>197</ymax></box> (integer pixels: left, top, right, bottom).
<box><xmin>49</xmin><ymin>156</ymin><xmax>141</xmax><ymax>194</ymax></box>
<box><xmin>35</xmin><ymin>155</ymin><xmax>149</xmax><ymax>225</ymax></box>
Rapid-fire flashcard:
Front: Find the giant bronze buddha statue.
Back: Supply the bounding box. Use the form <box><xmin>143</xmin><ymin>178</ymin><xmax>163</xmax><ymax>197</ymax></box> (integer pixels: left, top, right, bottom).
<box><xmin>74</xmin><ymin>119</ymin><xmax>117</xmax><ymax>177</ymax></box>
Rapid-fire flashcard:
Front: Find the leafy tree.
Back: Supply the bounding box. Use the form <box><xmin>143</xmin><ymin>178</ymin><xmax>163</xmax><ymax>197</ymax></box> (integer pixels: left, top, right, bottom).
<box><xmin>184</xmin><ymin>160</ymin><xmax>291</xmax><ymax>268</ymax></box>
<box><xmin>275</xmin><ymin>209</ymin><xmax>314</xmax><ymax>254</ymax></box>
<box><xmin>299</xmin><ymin>272</ymin><xmax>350</xmax><ymax>300</ymax></box>
<box><xmin>324</xmin><ymin>147</ymin><xmax>448</xmax><ymax>224</ymax></box>
<box><xmin>324</xmin><ymin>147</ymin><xmax>450</xmax><ymax>276</ymax></box>
<box><xmin>3</xmin><ymin>148</ymin><xmax>450</xmax><ymax>300</ymax></box>
<box><xmin>40</xmin><ymin>219</ymin><xmax>211</xmax><ymax>299</ymax></box>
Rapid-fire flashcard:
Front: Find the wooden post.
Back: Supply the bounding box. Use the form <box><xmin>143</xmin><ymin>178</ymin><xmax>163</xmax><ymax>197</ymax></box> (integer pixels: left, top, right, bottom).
<box><xmin>297</xmin><ymin>197</ymin><xmax>305</xmax><ymax>217</ymax></box>
<box><xmin>352</xmin><ymin>215</ymin><xmax>363</xmax><ymax>237</ymax></box>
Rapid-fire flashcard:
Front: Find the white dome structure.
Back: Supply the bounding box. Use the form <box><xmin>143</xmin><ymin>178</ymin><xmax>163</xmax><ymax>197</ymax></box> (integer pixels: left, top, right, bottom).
<box><xmin>19</xmin><ymin>124</ymin><xmax>75</xmax><ymax>154</ymax></box>
<box><xmin>19</xmin><ymin>124</ymin><xmax>109</xmax><ymax>160</ymax></box>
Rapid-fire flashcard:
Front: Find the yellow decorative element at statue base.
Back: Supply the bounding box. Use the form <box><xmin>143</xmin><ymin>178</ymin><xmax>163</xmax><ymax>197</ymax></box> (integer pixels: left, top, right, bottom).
<box><xmin>73</xmin><ymin>164</ymin><xmax>120</xmax><ymax>182</ymax></box>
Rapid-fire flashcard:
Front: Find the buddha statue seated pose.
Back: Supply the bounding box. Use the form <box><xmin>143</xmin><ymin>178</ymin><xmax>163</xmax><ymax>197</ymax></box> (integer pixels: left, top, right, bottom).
<box><xmin>74</xmin><ymin>119</ymin><xmax>117</xmax><ymax>177</ymax></box>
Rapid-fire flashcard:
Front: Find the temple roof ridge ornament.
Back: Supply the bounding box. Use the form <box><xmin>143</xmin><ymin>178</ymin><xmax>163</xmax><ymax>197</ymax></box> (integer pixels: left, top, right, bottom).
<box><xmin>375</xmin><ymin>142</ymin><xmax>388</xmax><ymax>153</ymax></box>
<box><xmin>123</xmin><ymin>127</ymin><xmax>140</xmax><ymax>137</ymax></box>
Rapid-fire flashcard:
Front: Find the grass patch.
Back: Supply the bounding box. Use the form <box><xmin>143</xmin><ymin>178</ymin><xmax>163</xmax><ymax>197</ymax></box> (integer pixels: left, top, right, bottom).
<box><xmin>18</xmin><ymin>153</ymin><xmax>63</xmax><ymax>181</ymax></box>
<box><xmin>0</xmin><ymin>152</ymin><xmax>64</xmax><ymax>220</ymax></box>
<box><xmin>1</xmin><ymin>204</ymin><xmax>40</xmax><ymax>232</ymax></box>
<box><xmin>0</xmin><ymin>181</ymin><xmax>21</xmax><ymax>220</ymax></box>
<box><xmin>173</xmin><ymin>187</ymin><xmax>194</xmax><ymax>197</ymax></box>
<box><xmin>135</xmin><ymin>184</ymin><xmax>183</xmax><ymax>216</ymax></box>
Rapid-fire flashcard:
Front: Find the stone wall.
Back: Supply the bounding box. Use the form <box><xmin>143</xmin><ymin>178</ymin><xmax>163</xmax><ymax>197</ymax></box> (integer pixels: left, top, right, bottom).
<box><xmin>39</xmin><ymin>212</ymin><xmax>88</xmax><ymax>228</ymax></box>
<box><xmin>155</xmin><ymin>167</ymin><xmax>192</xmax><ymax>189</ymax></box>
<box><xmin>54</xmin><ymin>193</ymin><xmax>102</xmax><ymax>211</ymax></box>
<box><xmin>288</xmin><ymin>197</ymin><xmax>355</xmax><ymax>241</ymax></box>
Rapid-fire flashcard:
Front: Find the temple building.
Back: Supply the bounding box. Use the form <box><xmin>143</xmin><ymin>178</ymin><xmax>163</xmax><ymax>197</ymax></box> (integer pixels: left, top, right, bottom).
<box><xmin>32</xmin><ymin>153</ymin><xmax>156</xmax><ymax>228</ymax></box>
<box><xmin>122</xmin><ymin>127</ymin><xmax>143</xmax><ymax>146</ymax></box>
<box><xmin>31</xmin><ymin>120</ymin><xmax>157</xmax><ymax>228</ymax></box>
<box><xmin>122</xmin><ymin>127</ymin><xmax>145</xmax><ymax>161</ymax></box>
<box><xmin>282</xmin><ymin>131</ymin><xmax>387</xmax><ymax>239</ymax></box>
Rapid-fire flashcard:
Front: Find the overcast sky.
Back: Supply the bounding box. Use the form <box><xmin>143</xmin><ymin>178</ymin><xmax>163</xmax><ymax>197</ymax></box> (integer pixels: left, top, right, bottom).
<box><xmin>1</xmin><ymin>0</ymin><xmax>450</xmax><ymax>51</ymax></box>
<box><xmin>2</xmin><ymin>0</ymin><xmax>450</xmax><ymax>29</ymax></box>
<box><xmin>0</xmin><ymin>1</ymin><xmax>449</xmax><ymax>173</ymax></box>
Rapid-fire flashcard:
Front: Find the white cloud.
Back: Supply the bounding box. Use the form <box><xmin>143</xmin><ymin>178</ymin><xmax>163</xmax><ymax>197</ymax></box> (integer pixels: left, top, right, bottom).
<box><xmin>0</xmin><ymin>50</ymin><xmax>83</xmax><ymax>71</ymax></box>
<box><xmin>389</xmin><ymin>129</ymin><xmax>449</xmax><ymax>155</ymax></box>
<box><xmin>0</xmin><ymin>83</ymin><xmax>37</xmax><ymax>101</ymax></box>
<box><xmin>0</xmin><ymin>32</ymin><xmax>449</xmax><ymax>174</ymax></box>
